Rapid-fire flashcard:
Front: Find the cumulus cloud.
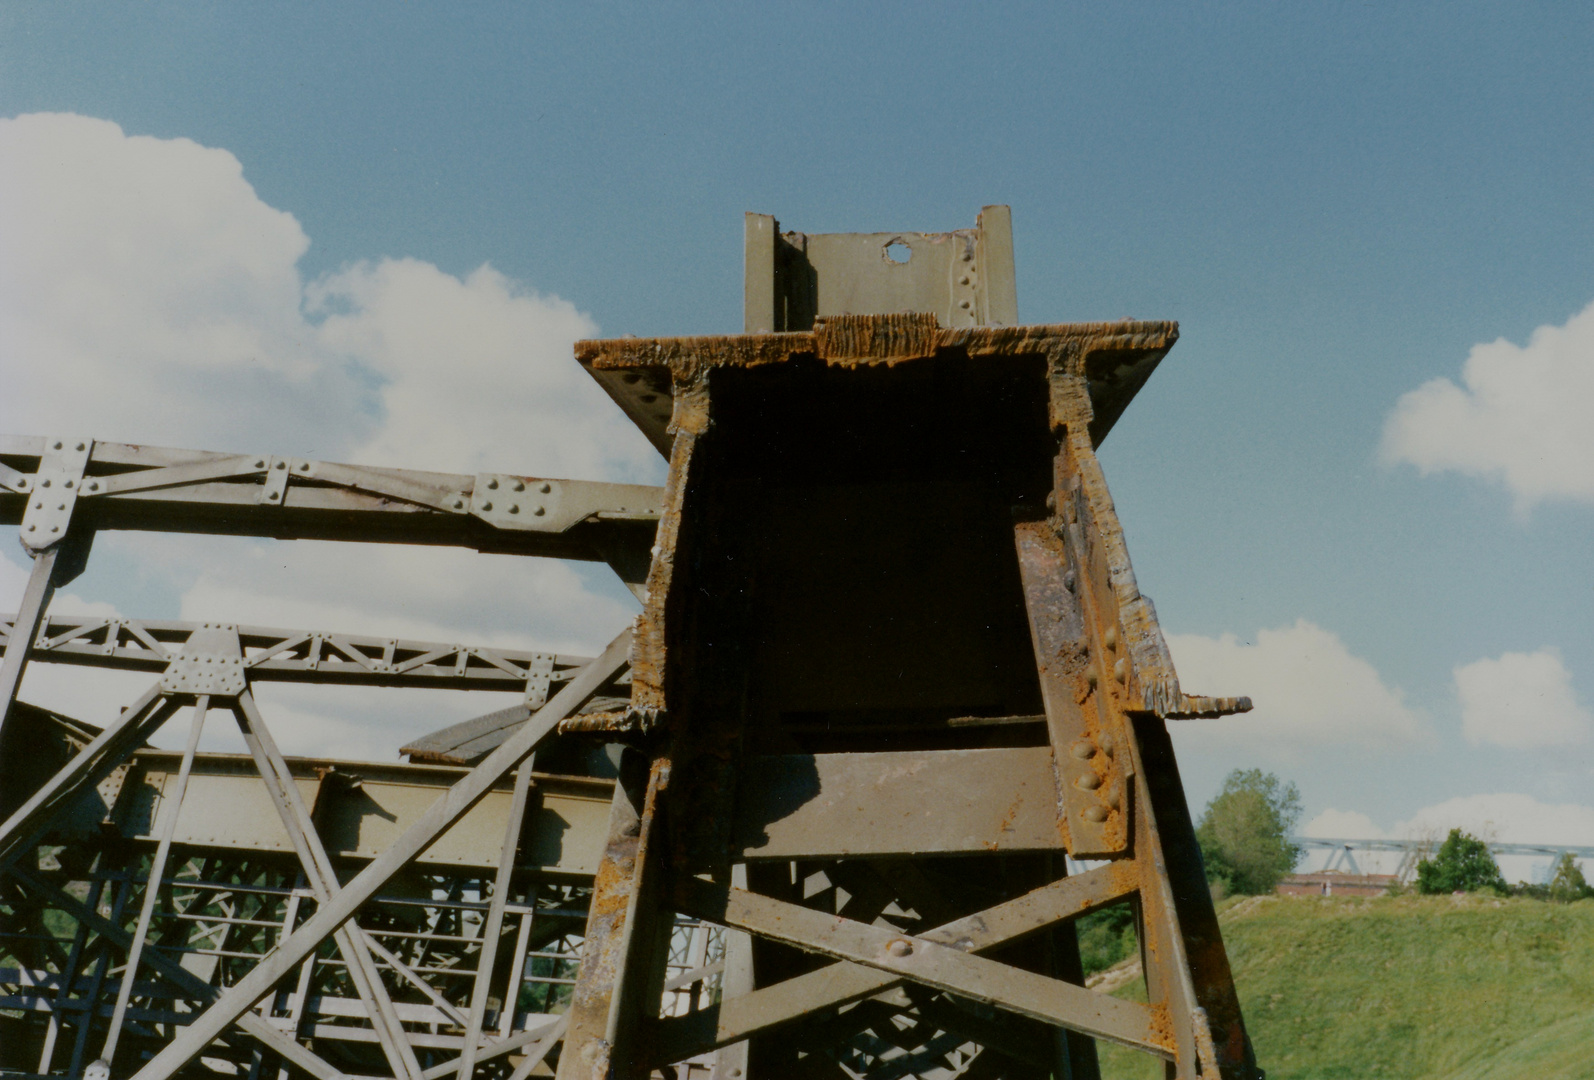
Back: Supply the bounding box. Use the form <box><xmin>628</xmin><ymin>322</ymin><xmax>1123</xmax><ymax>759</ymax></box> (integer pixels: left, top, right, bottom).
<box><xmin>1301</xmin><ymin>808</ymin><xmax>1386</xmax><ymax>839</ymax></box>
<box><xmin>1166</xmin><ymin>619</ymin><xmax>1430</xmax><ymax>755</ymax></box>
<box><xmin>0</xmin><ymin>112</ymin><xmax>660</xmax><ymax>476</ymax></box>
<box><xmin>175</xmin><ymin>536</ymin><xmax>635</xmax><ymax>656</ymax></box>
<box><xmin>1453</xmin><ymin>648</ymin><xmax>1592</xmax><ymax>749</ymax></box>
<box><xmin>0</xmin><ymin>113</ymin><xmax>658</xmax><ymax>758</ymax></box>
<box><xmin>1381</xmin><ymin>298</ymin><xmax>1594</xmax><ymax>508</ymax></box>
<box><xmin>1393</xmin><ymin>792</ymin><xmax>1594</xmax><ymax>847</ymax></box>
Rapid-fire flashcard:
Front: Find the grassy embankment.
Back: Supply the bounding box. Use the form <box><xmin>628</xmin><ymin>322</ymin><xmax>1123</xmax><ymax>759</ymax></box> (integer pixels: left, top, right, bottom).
<box><xmin>1094</xmin><ymin>892</ymin><xmax>1594</xmax><ymax>1080</ymax></box>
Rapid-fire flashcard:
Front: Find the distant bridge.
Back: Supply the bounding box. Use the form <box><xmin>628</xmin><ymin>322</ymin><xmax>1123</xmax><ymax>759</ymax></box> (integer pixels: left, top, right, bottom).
<box><xmin>1293</xmin><ymin>836</ymin><xmax>1594</xmax><ymax>883</ymax></box>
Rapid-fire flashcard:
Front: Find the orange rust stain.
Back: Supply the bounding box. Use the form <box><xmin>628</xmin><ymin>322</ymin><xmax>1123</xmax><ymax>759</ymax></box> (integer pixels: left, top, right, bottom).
<box><xmin>1146</xmin><ymin>1002</ymin><xmax>1178</xmax><ymax>1052</ymax></box>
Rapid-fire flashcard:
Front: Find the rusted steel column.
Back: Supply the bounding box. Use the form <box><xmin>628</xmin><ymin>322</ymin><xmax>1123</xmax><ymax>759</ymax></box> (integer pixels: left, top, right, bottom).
<box><xmin>555</xmin><ymin>748</ymin><xmax>665</xmax><ymax>1080</ymax></box>
<box><xmin>1129</xmin><ymin>712</ymin><xmax>1257</xmax><ymax>1080</ymax></box>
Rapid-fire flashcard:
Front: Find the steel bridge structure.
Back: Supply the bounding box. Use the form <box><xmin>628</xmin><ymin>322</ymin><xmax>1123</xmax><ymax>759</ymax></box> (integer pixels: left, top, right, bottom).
<box><xmin>0</xmin><ymin>208</ymin><xmax>1262</xmax><ymax>1079</ymax></box>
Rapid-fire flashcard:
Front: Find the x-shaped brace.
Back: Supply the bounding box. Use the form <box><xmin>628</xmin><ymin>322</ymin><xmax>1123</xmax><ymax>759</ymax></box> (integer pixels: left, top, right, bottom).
<box><xmin>655</xmin><ymin>860</ymin><xmax>1171</xmax><ymax>1063</ymax></box>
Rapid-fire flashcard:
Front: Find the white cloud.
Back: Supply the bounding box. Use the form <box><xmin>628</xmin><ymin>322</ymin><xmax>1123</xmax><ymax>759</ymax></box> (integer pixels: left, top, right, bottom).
<box><xmin>311</xmin><ymin>259</ymin><xmax>651</xmax><ymax>480</ymax></box>
<box><xmin>0</xmin><ymin>111</ymin><xmax>660</xmax><ymax>476</ymax></box>
<box><xmin>176</xmin><ymin>536</ymin><xmax>635</xmax><ymax>656</ymax></box>
<box><xmin>1302</xmin><ymin>808</ymin><xmax>1386</xmax><ymax>839</ymax></box>
<box><xmin>1392</xmin><ymin>792</ymin><xmax>1594</xmax><ymax>848</ymax></box>
<box><xmin>1454</xmin><ymin>648</ymin><xmax>1592</xmax><ymax>749</ymax></box>
<box><xmin>0</xmin><ymin>113</ymin><xmax>659</xmax><ymax>759</ymax></box>
<box><xmin>1381</xmin><ymin>297</ymin><xmax>1594</xmax><ymax>508</ymax></box>
<box><xmin>1166</xmin><ymin>619</ymin><xmax>1430</xmax><ymax>755</ymax></box>
<box><xmin>0</xmin><ymin>113</ymin><xmax>365</xmax><ymax>454</ymax></box>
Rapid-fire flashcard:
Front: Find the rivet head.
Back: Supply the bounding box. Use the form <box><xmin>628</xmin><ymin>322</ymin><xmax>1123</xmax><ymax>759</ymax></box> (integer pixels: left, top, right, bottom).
<box><xmin>1114</xmin><ymin>658</ymin><xmax>1128</xmax><ymax>684</ymax></box>
<box><xmin>509</xmin><ymin>504</ymin><xmax>520</xmax><ymax>514</ymax></box>
<box><xmin>1104</xmin><ymin>627</ymin><xmax>1119</xmax><ymax>650</ymax></box>
<box><xmin>298</xmin><ymin>462</ymin><xmax>310</xmax><ymax>471</ymax></box>
<box><xmin>88</xmin><ymin>481</ymin><xmax>99</xmax><ymax>491</ymax></box>
<box><xmin>41</xmin><ymin>479</ymin><xmax>50</xmax><ymax>487</ymax></box>
<box><xmin>1085</xmin><ymin>667</ymin><xmax>1098</xmax><ymax>688</ymax></box>
<box><xmin>1075</xmin><ymin>773</ymin><xmax>1103</xmax><ymax>791</ymax></box>
<box><xmin>1099</xmin><ymin>733</ymin><xmax>1115</xmax><ymax>757</ymax></box>
<box><xmin>1070</xmin><ymin>740</ymin><xmax>1095</xmax><ymax>760</ymax></box>
<box><xmin>512</xmin><ymin>480</ymin><xmax>525</xmax><ymax>492</ymax></box>
<box><xmin>959</xmin><ymin>299</ymin><xmax>972</xmax><ymax>309</ymax></box>
<box><xmin>886</xmin><ymin>938</ymin><xmax>913</xmax><ymax>958</ymax></box>
<box><xmin>481</xmin><ymin>501</ymin><xmax>493</xmax><ymax>512</ymax></box>
<box><xmin>255</xmin><ymin>460</ymin><xmax>265</xmax><ymax>468</ymax></box>
<box><xmin>1081</xmin><ymin>805</ymin><xmax>1109</xmax><ymax>823</ymax></box>
<box><xmin>540</xmin><ymin>482</ymin><xmax>551</xmax><ymax>494</ymax></box>
<box><xmin>50</xmin><ymin>525</ymin><xmax>59</xmax><ymax>533</ymax></box>
<box><xmin>75</xmin><ymin>442</ymin><xmax>85</xmax><ymax>451</ymax></box>
<box><xmin>57</xmin><ymin>503</ymin><xmax>66</xmax><ymax>511</ymax></box>
<box><xmin>52</xmin><ymin>441</ymin><xmax>62</xmax><ymax>449</ymax></box>
<box><xmin>26</xmin><ymin>524</ymin><xmax>36</xmax><ymax>532</ymax></box>
<box><xmin>269</xmin><ymin>491</ymin><xmax>280</xmax><ymax>501</ymax></box>
<box><xmin>1063</xmin><ymin>570</ymin><xmax>1076</xmax><ymax>593</ymax></box>
<box><xmin>960</xmin><ymin>274</ymin><xmax>971</xmax><ymax>285</ymax></box>
<box><xmin>487</xmin><ymin>478</ymin><xmax>499</xmax><ymax>489</ymax></box>
<box><xmin>453</xmin><ymin>499</ymin><xmax>465</xmax><ymax>509</ymax></box>
<box><xmin>276</xmin><ymin>461</ymin><xmax>287</xmax><ymax>469</ymax></box>
<box><xmin>63</xmin><ymin>479</ymin><xmax>73</xmax><ymax>488</ymax></box>
<box><xmin>533</xmin><ymin>506</ymin><xmax>546</xmax><ymax>516</ymax></box>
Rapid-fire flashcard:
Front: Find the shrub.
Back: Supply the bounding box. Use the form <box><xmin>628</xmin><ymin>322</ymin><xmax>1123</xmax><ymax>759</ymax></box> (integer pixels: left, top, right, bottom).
<box><xmin>1548</xmin><ymin>852</ymin><xmax>1594</xmax><ymax>903</ymax></box>
<box><xmin>1415</xmin><ymin>829</ymin><xmax>1506</xmax><ymax>894</ymax></box>
<box><xmin>1196</xmin><ymin>769</ymin><xmax>1303</xmax><ymax>895</ymax></box>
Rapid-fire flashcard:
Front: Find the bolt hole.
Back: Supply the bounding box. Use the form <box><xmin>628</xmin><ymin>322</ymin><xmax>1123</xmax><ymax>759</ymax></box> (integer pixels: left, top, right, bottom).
<box><xmin>884</xmin><ymin>241</ymin><xmax>912</xmax><ymax>264</ymax></box>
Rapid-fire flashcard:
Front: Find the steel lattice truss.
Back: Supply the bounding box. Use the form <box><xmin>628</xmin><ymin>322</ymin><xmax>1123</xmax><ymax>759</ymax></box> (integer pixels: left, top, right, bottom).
<box><xmin>0</xmin><ymin>207</ymin><xmax>1264</xmax><ymax>1080</ymax></box>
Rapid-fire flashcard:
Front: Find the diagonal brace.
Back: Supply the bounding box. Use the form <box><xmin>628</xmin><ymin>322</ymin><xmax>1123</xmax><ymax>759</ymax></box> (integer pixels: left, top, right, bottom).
<box><xmin>655</xmin><ymin>862</ymin><xmax>1142</xmax><ymax>1062</ymax></box>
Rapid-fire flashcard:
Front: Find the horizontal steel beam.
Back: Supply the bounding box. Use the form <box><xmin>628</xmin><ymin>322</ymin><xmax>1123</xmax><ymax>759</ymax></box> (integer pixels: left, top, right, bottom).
<box><xmin>0</xmin><ymin>435</ymin><xmax>661</xmax><ymax>566</ymax></box>
<box><xmin>2</xmin><ymin>612</ymin><xmax>596</xmax><ymax>692</ymax></box>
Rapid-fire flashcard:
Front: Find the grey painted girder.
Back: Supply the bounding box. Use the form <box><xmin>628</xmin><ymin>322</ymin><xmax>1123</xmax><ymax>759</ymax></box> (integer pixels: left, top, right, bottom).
<box><xmin>126</xmin><ymin>627</ymin><xmax>633</xmax><ymax>1080</ymax></box>
<box><xmin>5</xmin><ymin>865</ymin><xmax>354</xmax><ymax>1080</ymax></box>
<box><xmin>232</xmin><ymin>689</ymin><xmax>425</xmax><ymax>1080</ymax></box>
<box><xmin>0</xmin><ymin>434</ymin><xmax>661</xmax><ymax>563</ymax></box>
<box><xmin>3</xmin><ymin>612</ymin><xmax>596</xmax><ymax>696</ymax></box>
<box><xmin>0</xmin><ymin>681</ymin><xmax>178</xmax><ymax>869</ymax></box>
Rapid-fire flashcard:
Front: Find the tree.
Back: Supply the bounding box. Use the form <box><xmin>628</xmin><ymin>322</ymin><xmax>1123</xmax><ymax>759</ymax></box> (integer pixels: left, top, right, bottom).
<box><xmin>1196</xmin><ymin>769</ymin><xmax>1303</xmax><ymax>895</ymax></box>
<box><xmin>1548</xmin><ymin>852</ymin><xmax>1593</xmax><ymax>903</ymax></box>
<box><xmin>1415</xmin><ymin>829</ymin><xmax>1505</xmax><ymax>894</ymax></box>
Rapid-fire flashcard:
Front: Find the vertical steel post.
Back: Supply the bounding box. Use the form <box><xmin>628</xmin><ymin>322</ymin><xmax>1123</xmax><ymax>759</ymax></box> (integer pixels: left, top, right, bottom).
<box><xmin>454</xmin><ymin>754</ymin><xmax>536</xmax><ymax>1079</ymax></box>
<box><xmin>102</xmin><ymin>695</ymin><xmax>209</xmax><ymax>1061</ymax></box>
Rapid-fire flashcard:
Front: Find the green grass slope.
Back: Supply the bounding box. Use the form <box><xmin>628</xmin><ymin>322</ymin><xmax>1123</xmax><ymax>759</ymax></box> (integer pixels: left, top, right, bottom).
<box><xmin>1096</xmin><ymin>893</ymin><xmax>1594</xmax><ymax>1080</ymax></box>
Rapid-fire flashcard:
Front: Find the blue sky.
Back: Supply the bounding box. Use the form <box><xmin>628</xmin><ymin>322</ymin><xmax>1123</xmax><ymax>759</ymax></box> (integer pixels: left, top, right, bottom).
<box><xmin>2</xmin><ymin>4</ymin><xmax>1591</xmax><ymax>873</ymax></box>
